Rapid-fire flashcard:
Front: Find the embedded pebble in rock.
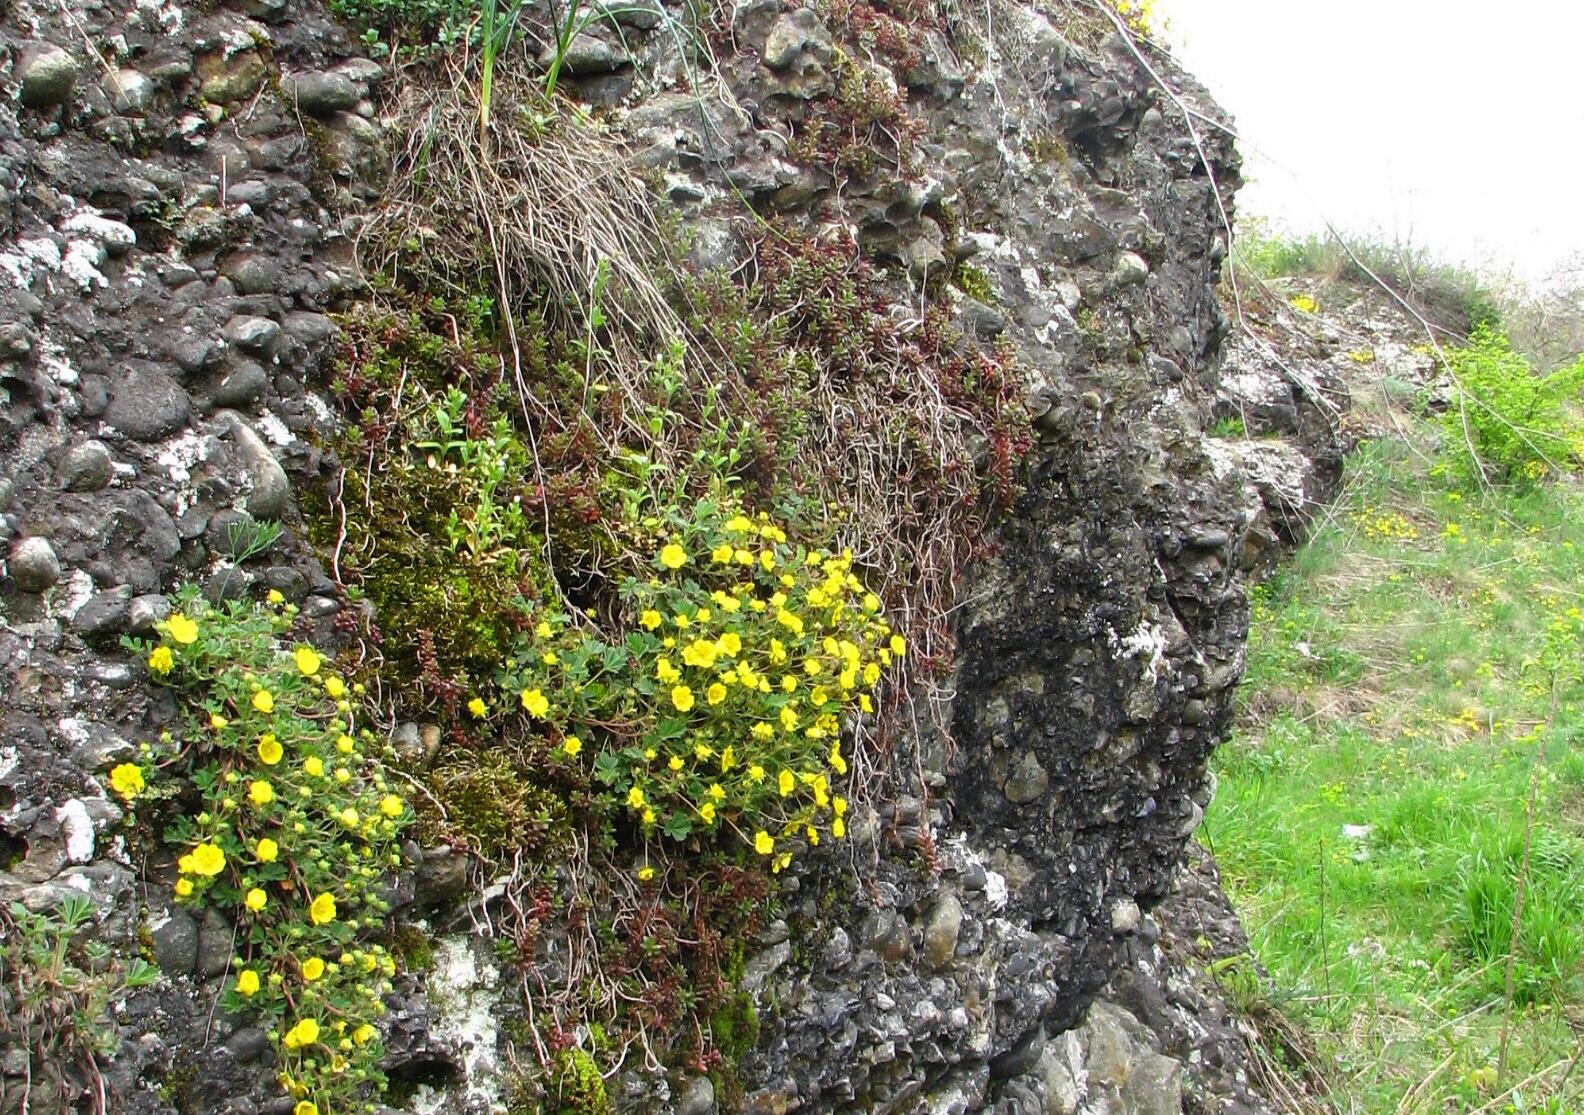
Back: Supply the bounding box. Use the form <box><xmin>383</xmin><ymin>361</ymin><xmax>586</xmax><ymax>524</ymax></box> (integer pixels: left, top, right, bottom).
<box><xmin>222</xmin><ymin>413</ymin><xmax>290</xmax><ymax>520</ymax></box>
<box><xmin>104</xmin><ymin>368</ymin><xmax>190</xmax><ymax>441</ymax></box>
<box><xmin>71</xmin><ymin>585</ymin><xmax>134</xmax><ymax>642</ymax></box>
<box><xmin>212</xmin><ymin>361</ymin><xmax>269</xmax><ymax>408</ymax></box>
<box><xmin>19</xmin><ymin>44</ymin><xmax>78</xmax><ymax>107</ymax></box>
<box><xmin>282</xmin><ymin>70</ymin><xmax>359</xmax><ymax>115</ymax></box>
<box><xmin>150</xmin><ymin>908</ymin><xmax>200</xmax><ymax>975</ymax></box>
<box><xmin>127</xmin><ymin>593</ymin><xmax>173</xmax><ymax>635</ymax></box>
<box><xmin>8</xmin><ymin>536</ymin><xmax>62</xmax><ymax>593</ymax></box>
<box><xmin>923</xmin><ymin>893</ymin><xmax>963</xmax><ymax>968</ymax></box>
<box><xmin>58</xmin><ymin>439</ymin><xmax>115</xmax><ymax>492</ymax></box>
<box><xmin>676</xmin><ymin>1076</ymin><xmax>714</xmax><ymax>1115</ymax></box>
<box><xmin>1110</xmin><ymin>898</ymin><xmax>1142</xmax><ymax>936</ymax></box>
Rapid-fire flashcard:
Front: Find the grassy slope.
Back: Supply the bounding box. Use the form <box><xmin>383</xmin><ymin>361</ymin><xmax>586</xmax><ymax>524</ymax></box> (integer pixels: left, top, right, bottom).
<box><xmin>1204</xmin><ymin>434</ymin><xmax>1584</xmax><ymax>1114</ymax></box>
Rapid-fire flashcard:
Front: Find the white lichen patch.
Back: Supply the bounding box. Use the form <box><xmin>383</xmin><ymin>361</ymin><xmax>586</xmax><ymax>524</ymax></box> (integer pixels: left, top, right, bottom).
<box><xmin>58</xmin><ymin>799</ymin><xmax>95</xmax><ymax>863</ymax></box>
<box><xmin>156</xmin><ymin>429</ymin><xmax>212</xmax><ymax>513</ymax></box>
<box><xmin>0</xmin><ymin>236</ymin><xmax>63</xmax><ymax>288</ymax></box>
<box><xmin>1111</xmin><ymin>620</ymin><xmax>1167</xmax><ymax>681</ymax></box>
<box><xmin>255</xmin><ymin>410</ymin><xmax>293</xmax><ymax>447</ymax></box>
<box><xmin>61</xmin><ymin>239</ymin><xmax>109</xmax><ymax>292</ymax></box>
<box><xmin>422</xmin><ymin>935</ymin><xmax>506</xmax><ymax>1115</ymax></box>
<box><xmin>62</xmin><ymin>207</ymin><xmax>137</xmax><ymax>255</ymax></box>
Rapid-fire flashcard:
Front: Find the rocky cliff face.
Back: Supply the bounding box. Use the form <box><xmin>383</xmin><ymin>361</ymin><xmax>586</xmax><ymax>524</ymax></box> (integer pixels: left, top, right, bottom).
<box><xmin>0</xmin><ymin>0</ymin><xmax>1342</xmax><ymax>1112</ymax></box>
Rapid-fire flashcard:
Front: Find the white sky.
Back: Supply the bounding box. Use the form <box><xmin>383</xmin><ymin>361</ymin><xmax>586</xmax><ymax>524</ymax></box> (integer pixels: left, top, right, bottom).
<box><xmin>1156</xmin><ymin>0</ymin><xmax>1584</xmax><ymax>287</ymax></box>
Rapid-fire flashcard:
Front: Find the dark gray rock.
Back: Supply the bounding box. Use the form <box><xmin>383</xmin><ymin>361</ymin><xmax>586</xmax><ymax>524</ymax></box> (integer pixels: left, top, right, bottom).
<box><xmin>127</xmin><ymin>593</ymin><xmax>172</xmax><ymax>636</ymax></box>
<box><xmin>150</xmin><ymin>908</ymin><xmax>199</xmax><ymax>975</ymax></box>
<box><xmin>213</xmin><ymin>361</ymin><xmax>269</xmax><ymax>408</ymax></box>
<box><xmin>71</xmin><ymin>585</ymin><xmax>134</xmax><ymax>642</ymax></box>
<box><xmin>104</xmin><ymin>368</ymin><xmax>190</xmax><ymax>441</ymax></box>
<box><xmin>676</xmin><ymin>1075</ymin><xmax>714</xmax><ymax>1115</ymax></box>
<box><xmin>196</xmin><ymin>908</ymin><xmax>234</xmax><ymax>979</ymax></box>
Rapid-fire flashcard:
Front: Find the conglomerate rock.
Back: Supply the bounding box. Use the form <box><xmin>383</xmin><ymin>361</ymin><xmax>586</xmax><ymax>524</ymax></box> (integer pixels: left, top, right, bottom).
<box><xmin>0</xmin><ymin>0</ymin><xmax>1350</xmax><ymax>1111</ymax></box>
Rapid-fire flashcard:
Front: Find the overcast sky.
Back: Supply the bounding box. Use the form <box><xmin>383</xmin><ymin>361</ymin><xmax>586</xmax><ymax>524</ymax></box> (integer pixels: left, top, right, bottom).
<box><xmin>1155</xmin><ymin>0</ymin><xmax>1584</xmax><ymax>287</ymax></box>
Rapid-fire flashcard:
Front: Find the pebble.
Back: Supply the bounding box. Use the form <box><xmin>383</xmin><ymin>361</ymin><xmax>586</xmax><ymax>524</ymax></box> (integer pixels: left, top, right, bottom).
<box><xmin>9</xmin><ymin>536</ymin><xmax>61</xmax><ymax>593</ymax></box>
<box><xmin>104</xmin><ymin>368</ymin><xmax>190</xmax><ymax>441</ymax></box>
<box><xmin>19</xmin><ymin>44</ymin><xmax>77</xmax><ymax>108</ymax></box>
<box><xmin>59</xmin><ymin>439</ymin><xmax>114</xmax><ymax>492</ymax></box>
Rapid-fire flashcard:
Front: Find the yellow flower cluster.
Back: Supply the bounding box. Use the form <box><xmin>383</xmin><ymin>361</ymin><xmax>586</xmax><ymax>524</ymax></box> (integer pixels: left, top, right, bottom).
<box><xmin>131</xmin><ymin>597</ymin><xmax>408</xmax><ymax>1114</ymax></box>
<box><xmin>492</xmin><ymin>500</ymin><xmax>901</xmax><ymax>871</ymax></box>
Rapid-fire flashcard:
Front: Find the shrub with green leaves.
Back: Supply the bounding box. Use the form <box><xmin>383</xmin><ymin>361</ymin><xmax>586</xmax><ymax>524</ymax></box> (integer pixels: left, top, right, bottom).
<box><xmin>471</xmin><ymin>497</ymin><xmax>903</xmax><ymax>874</ymax></box>
<box><xmin>1441</xmin><ymin>325</ymin><xmax>1584</xmax><ymax>485</ymax></box>
<box><xmin>116</xmin><ymin>595</ymin><xmax>409</xmax><ymax>1115</ymax></box>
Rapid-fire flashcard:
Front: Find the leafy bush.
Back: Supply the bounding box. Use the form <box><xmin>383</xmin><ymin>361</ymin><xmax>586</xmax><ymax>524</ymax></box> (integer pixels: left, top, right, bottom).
<box><xmin>478</xmin><ymin>498</ymin><xmax>900</xmax><ymax>872</ymax></box>
<box><xmin>1441</xmin><ymin>326</ymin><xmax>1584</xmax><ymax>485</ymax></box>
<box><xmin>119</xmin><ymin>595</ymin><xmax>410</xmax><ymax>1115</ymax></box>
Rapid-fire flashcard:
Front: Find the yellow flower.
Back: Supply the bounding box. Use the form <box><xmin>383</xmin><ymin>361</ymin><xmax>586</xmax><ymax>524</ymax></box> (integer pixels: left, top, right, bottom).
<box><xmin>109</xmin><ymin>763</ymin><xmax>145</xmax><ymax>800</ymax></box>
<box><xmin>683</xmin><ymin>640</ymin><xmax>717</xmax><ymax>669</ymax></box>
<box><xmin>352</xmin><ymin>1024</ymin><xmax>377</xmax><ymax>1046</ymax></box>
<box><xmin>304</xmin><ymin>755</ymin><xmax>324</xmax><ymax>777</ymax></box>
<box><xmin>284</xmin><ymin>1018</ymin><xmax>321</xmax><ymax>1049</ymax></box>
<box><xmin>336</xmin><ymin>734</ymin><xmax>354</xmax><ymax>754</ymax></box>
<box><xmin>294</xmin><ymin>646</ymin><xmax>322</xmax><ymax>676</ymax></box>
<box><xmin>248</xmin><ymin>780</ymin><xmax>274</xmax><ymax>807</ymax></box>
<box><xmin>256</xmin><ymin>837</ymin><xmax>279</xmax><ymax>863</ymax></box>
<box><xmin>535</xmin><ymin>620</ymin><xmax>553</xmax><ymax>639</ymax></box>
<box><xmin>754</xmin><ymin>831</ymin><xmax>774</xmax><ymax>855</ymax></box>
<box><xmin>379</xmin><ymin>794</ymin><xmax>404</xmax><ymax>818</ymax></box>
<box><xmin>166</xmin><ymin>614</ymin><xmax>198</xmax><ymax>645</ymax></box>
<box><xmin>711</xmin><ymin>543</ymin><xmax>734</xmax><ymax>564</ymax></box>
<box><xmin>656</xmin><ymin>657</ymin><xmax>680</xmax><ymax>683</ymax></box>
<box><xmin>323</xmin><ymin>676</ymin><xmax>346</xmax><ymax>700</ymax></box>
<box><xmin>706</xmin><ymin>683</ymin><xmax>727</xmax><ymax>706</ymax></box>
<box><xmin>719</xmin><ymin>745</ymin><xmax>736</xmax><ymax>772</ymax></box>
<box><xmin>833</xmin><ymin>795</ymin><xmax>848</xmax><ymax>816</ymax></box>
<box><xmin>302</xmin><ymin>957</ymin><xmax>325</xmax><ymax>981</ymax></box>
<box><xmin>174</xmin><ymin>878</ymin><xmax>194</xmax><ymax>897</ymax></box>
<box><xmin>295</xmin><ymin>1103</ymin><xmax>318</xmax><ymax>1115</ymax></box>
<box><xmin>694</xmin><ymin>742</ymin><xmax>714</xmax><ymax>761</ymax></box>
<box><xmin>467</xmin><ymin>696</ymin><xmax>488</xmax><ymax>718</ymax></box>
<box><xmin>562</xmin><ymin>737</ymin><xmax>582</xmax><ymax>758</ymax></box>
<box><xmin>890</xmin><ymin>634</ymin><xmax>906</xmax><ymax>656</ymax></box>
<box><xmin>147</xmin><ymin>646</ymin><xmax>174</xmax><ymax>675</ymax></box>
<box><xmin>235</xmin><ymin>969</ymin><xmax>260</xmax><ymax>996</ymax></box>
<box><xmin>727</xmin><ymin>515</ymin><xmax>752</xmax><ymax>533</ymax></box>
<box><xmin>209</xmin><ymin>713</ymin><xmax>229</xmax><ymax>730</ymax></box>
<box><xmin>830</xmin><ymin>744</ymin><xmax>848</xmax><ymax>775</ymax></box>
<box><xmin>781</xmin><ymin>675</ymin><xmax>797</xmax><ymax>693</ymax></box>
<box><xmin>638</xmin><ymin>865</ymin><xmax>655</xmax><ymax>882</ymax></box>
<box><xmin>627</xmin><ymin>786</ymin><xmax>645</xmax><ymax>809</ymax></box>
<box><xmin>759</xmin><ymin>551</ymin><xmax>775</xmax><ymax>571</ymax></box>
<box><xmin>245</xmin><ymin>888</ymin><xmax>267</xmax><ymax>912</ymax></box>
<box><xmin>520</xmin><ymin>688</ymin><xmax>550</xmax><ymax>717</ymax></box>
<box><xmin>541</xmin><ymin>650</ymin><xmax>558</xmax><ymax>667</ymax></box>
<box><xmin>673</xmin><ymin>613</ymin><xmax>690</xmax><ymax>629</ymax></box>
<box><xmin>671</xmin><ymin>685</ymin><xmax>695</xmax><ymax>712</ymax></box>
<box><xmin>267</xmin><ymin>589</ymin><xmax>285</xmax><ymax>605</ymax></box>
<box><xmin>309</xmin><ymin>892</ymin><xmax>337</xmax><ymax>925</ymax></box>
<box><xmin>668</xmin><ymin>755</ymin><xmax>685</xmax><ymax>772</ymax></box>
<box><xmin>748</xmin><ymin>764</ymin><xmax>766</xmax><ymax>783</ymax></box>
<box><xmin>751</xmin><ymin>722</ymin><xmax>774</xmax><ymax>741</ymax></box>
<box><xmin>832</xmin><ymin>817</ymin><xmax>846</xmax><ymax>839</ymax></box>
<box><xmin>334</xmin><ymin>767</ymin><xmax>350</xmax><ymax>783</ymax></box>
<box><xmin>640</xmin><ymin>609</ymin><xmax>662</xmax><ymax>630</ymax></box>
<box><xmin>779</xmin><ymin>706</ymin><xmax>798</xmax><ymax>732</ymax></box>
<box><xmin>707</xmin><ymin>783</ymin><xmax>725</xmax><ymax>801</ymax></box>
<box><xmin>778</xmin><ymin>770</ymin><xmax>795</xmax><ymax>797</ymax></box>
<box><xmin>700</xmin><ymin>802</ymin><xmax>717</xmax><ymax>824</ymax></box>
<box><xmin>659</xmin><ymin>542</ymin><xmax>688</xmax><ymax>570</ymax></box>
<box><xmin>718</xmin><ymin>631</ymin><xmax>742</xmax><ymax>656</ymax></box>
<box><xmin>642</xmin><ymin>807</ymin><xmax>656</xmax><ymax>824</ymax></box>
<box><xmin>257</xmin><ymin>734</ymin><xmax>283</xmax><ymax>765</ymax></box>
<box><xmin>189</xmin><ymin>843</ymin><xmax>226</xmax><ymax>876</ymax></box>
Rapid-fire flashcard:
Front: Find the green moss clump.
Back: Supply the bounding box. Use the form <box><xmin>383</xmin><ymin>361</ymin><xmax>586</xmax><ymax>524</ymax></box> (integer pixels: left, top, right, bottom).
<box><xmin>387</xmin><ymin>923</ymin><xmax>437</xmax><ymax>973</ymax></box>
<box><xmin>952</xmin><ymin>263</ymin><xmax>996</xmax><ymax>304</ymax></box>
<box><xmin>552</xmin><ymin>1048</ymin><xmax>610</xmax><ymax>1115</ymax></box>
<box><xmin>424</xmin><ymin>750</ymin><xmax>571</xmax><ymax>864</ymax></box>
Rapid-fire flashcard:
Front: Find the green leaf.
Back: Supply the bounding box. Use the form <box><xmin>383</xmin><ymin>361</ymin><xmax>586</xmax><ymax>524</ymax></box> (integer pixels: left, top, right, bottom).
<box><xmin>662</xmin><ymin>813</ymin><xmax>692</xmax><ymax>841</ymax></box>
<box><xmin>592</xmin><ymin>752</ymin><xmax>622</xmax><ymax>787</ymax></box>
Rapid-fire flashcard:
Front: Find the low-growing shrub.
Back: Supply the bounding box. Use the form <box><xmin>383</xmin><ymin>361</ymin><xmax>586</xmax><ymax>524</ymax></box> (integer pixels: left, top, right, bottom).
<box><xmin>476</xmin><ymin>497</ymin><xmax>900</xmax><ymax>872</ymax></box>
<box><xmin>117</xmin><ymin>595</ymin><xmax>410</xmax><ymax>1115</ymax></box>
<box><xmin>1441</xmin><ymin>325</ymin><xmax>1584</xmax><ymax>485</ymax></box>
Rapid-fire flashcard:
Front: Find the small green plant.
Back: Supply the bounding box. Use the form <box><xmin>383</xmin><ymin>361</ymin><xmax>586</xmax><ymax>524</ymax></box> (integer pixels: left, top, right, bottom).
<box><xmin>1208</xmin><ymin>414</ymin><xmax>1246</xmax><ymax>439</ymax></box>
<box><xmin>1441</xmin><ymin>325</ymin><xmax>1584</xmax><ymax>486</ymax></box>
<box><xmin>224</xmin><ymin>518</ymin><xmax>285</xmax><ymax>563</ymax></box>
<box><xmin>120</xmin><ymin>593</ymin><xmax>410</xmax><ymax>1115</ymax></box>
<box><xmin>0</xmin><ymin>897</ymin><xmax>159</xmax><ymax>1112</ymax></box>
<box><xmin>416</xmin><ymin>387</ymin><xmax>531</xmax><ymax>562</ymax></box>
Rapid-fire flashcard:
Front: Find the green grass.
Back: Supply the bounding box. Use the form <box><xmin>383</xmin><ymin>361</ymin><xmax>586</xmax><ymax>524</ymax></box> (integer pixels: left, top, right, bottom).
<box><xmin>1205</xmin><ymin>435</ymin><xmax>1584</xmax><ymax>1114</ymax></box>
